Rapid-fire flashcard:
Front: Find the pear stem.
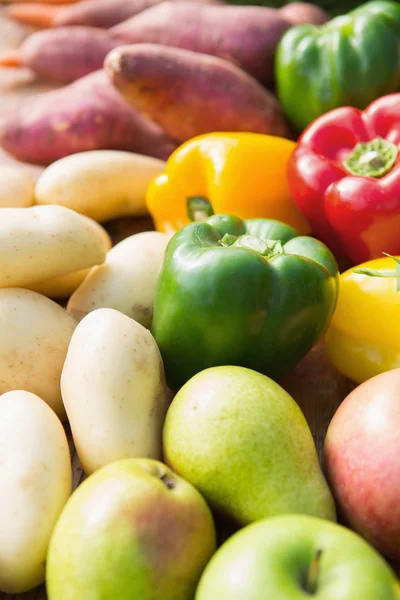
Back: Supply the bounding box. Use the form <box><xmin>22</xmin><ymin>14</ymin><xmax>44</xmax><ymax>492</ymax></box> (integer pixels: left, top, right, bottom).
<box><xmin>306</xmin><ymin>548</ymin><xmax>323</xmax><ymax>594</ymax></box>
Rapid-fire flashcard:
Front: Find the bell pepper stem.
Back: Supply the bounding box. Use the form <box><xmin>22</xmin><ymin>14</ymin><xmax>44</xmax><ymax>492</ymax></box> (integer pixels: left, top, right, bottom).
<box><xmin>219</xmin><ymin>233</ymin><xmax>284</xmax><ymax>258</ymax></box>
<box><xmin>344</xmin><ymin>137</ymin><xmax>398</xmax><ymax>178</ymax></box>
<box><xmin>187</xmin><ymin>197</ymin><xmax>215</xmax><ymax>222</ymax></box>
<box><xmin>354</xmin><ymin>253</ymin><xmax>400</xmax><ymax>292</ymax></box>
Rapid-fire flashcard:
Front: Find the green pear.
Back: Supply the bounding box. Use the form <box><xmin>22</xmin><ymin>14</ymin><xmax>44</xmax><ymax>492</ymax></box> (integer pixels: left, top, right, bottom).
<box><xmin>195</xmin><ymin>515</ymin><xmax>400</xmax><ymax>600</ymax></box>
<box><xmin>163</xmin><ymin>365</ymin><xmax>336</xmax><ymax>525</ymax></box>
<box><xmin>46</xmin><ymin>458</ymin><xmax>216</xmax><ymax>600</ymax></box>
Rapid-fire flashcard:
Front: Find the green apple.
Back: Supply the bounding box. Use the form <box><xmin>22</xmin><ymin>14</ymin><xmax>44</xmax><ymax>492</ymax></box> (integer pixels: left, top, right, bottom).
<box><xmin>46</xmin><ymin>458</ymin><xmax>216</xmax><ymax>600</ymax></box>
<box><xmin>163</xmin><ymin>365</ymin><xmax>336</xmax><ymax>525</ymax></box>
<box><xmin>195</xmin><ymin>515</ymin><xmax>400</xmax><ymax>600</ymax></box>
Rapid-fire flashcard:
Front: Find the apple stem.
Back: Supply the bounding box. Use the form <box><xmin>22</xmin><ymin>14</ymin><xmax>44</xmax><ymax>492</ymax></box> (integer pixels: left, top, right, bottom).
<box><xmin>306</xmin><ymin>548</ymin><xmax>323</xmax><ymax>594</ymax></box>
<box><xmin>160</xmin><ymin>473</ymin><xmax>175</xmax><ymax>490</ymax></box>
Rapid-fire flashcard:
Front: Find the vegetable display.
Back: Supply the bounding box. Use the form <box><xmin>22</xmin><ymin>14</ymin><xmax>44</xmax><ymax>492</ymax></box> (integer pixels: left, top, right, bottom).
<box><xmin>147</xmin><ymin>132</ymin><xmax>310</xmax><ymax>234</ymax></box>
<box><xmin>276</xmin><ymin>1</ymin><xmax>400</xmax><ymax>132</ymax></box>
<box><xmin>152</xmin><ymin>213</ymin><xmax>339</xmax><ymax>391</ymax></box>
<box><xmin>2</xmin><ymin>1</ymin><xmax>400</xmax><ymax>599</ymax></box>
<box><xmin>287</xmin><ymin>93</ymin><xmax>400</xmax><ymax>264</ymax></box>
<box><xmin>325</xmin><ymin>254</ymin><xmax>400</xmax><ymax>385</ymax></box>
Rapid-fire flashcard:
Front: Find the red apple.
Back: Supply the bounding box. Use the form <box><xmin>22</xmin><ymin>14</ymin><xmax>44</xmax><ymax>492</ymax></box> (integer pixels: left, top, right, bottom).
<box><xmin>325</xmin><ymin>368</ymin><xmax>400</xmax><ymax>561</ymax></box>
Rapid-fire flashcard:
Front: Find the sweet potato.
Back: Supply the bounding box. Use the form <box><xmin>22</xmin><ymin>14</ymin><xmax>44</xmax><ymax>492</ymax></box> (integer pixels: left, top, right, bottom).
<box><xmin>0</xmin><ymin>27</ymin><xmax>116</xmax><ymax>82</ymax></box>
<box><xmin>278</xmin><ymin>2</ymin><xmax>328</xmax><ymax>26</ymax></box>
<box><xmin>6</xmin><ymin>0</ymin><xmax>221</xmax><ymax>29</ymax></box>
<box><xmin>111</xmin><ymin>3</ymin><xmax>293</xmax><ymax>84</ymax></box>
<box><xmin>105</xmin><ymin>44</ymin><xmax>291</xmax><ymax>141</ymax></box>
<box><xmin>0</xmin><ymin>2</ymin><xmax>327</xmax><ymax>85</ymax></box>
<box><xmin>7</xmin><ymin>0</ymin><xmax>327</xmax><ymax>29</ymax></box>
<box><xmin>0</xmin><ymin>70</ymin><xmax>178</xmax><ymax>165</ymax></box>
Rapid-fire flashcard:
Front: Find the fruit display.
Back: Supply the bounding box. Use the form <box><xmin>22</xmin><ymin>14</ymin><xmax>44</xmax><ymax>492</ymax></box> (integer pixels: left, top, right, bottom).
<box><xmin>1</xmin><ymin>0</ymin><xmax>400</xmax><ymax>598</ymax></box>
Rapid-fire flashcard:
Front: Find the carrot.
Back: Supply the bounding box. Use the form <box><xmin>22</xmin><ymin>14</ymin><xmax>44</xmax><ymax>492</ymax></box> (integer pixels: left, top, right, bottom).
<box><xmin>0</xmin><ymin>70</ymin><xmax>178</xmax><ymax>165</ymax></box>
<box><xmin>105</xmin><ymin>44</ymin><xmax>291</xmax><ymax>142</ymax></box>
<box><xmin>6</xmin><ymin>4</ymin><xmax>65</xmax><ymax>28</ymax></box>
<box><xmin>6</xmin><ymin>0</ymin><xmax>80</xmax><ymax>4</ymax></box>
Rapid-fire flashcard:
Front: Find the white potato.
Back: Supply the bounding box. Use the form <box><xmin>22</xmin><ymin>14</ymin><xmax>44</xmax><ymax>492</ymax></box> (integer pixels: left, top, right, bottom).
<box><xmin>35</xmin><ymin>150</ymin><xmax>166</xmax><ymax>222</ymax></box>
<box><xmin>0</xmin><ymin>204</ymin><xmax>107</xmax><ymax>289</ymax></box>
<box><xmin>0</xmin><ymin>288</ymin><xmax>77</xmax><ymax>420</ymax></box>
<box><xmin>26</xmin><ymin>222</ymin><xmax>112</xmax><ymax>299</ymax></box>
<box><xmin>0</xmin><ymin>166</ymin><xmax>34</xmax><ymax>208</ymax></box>
<box><xmin>67</xmin><ymin>231</ymin><xmax>169</xmax><ymax>327</ymax></box>
<box><xmin>61</xmin><ymin>308</ymin><xmax>169</xmax><ymax>475</ymax></box>
<box><xmin>0</xmin><ymin>390</ymin><xmax>72</xmax><ymax>594</ymax></box>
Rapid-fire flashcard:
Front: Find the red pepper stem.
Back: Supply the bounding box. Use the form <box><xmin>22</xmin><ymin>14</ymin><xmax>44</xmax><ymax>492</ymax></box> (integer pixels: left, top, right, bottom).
<box><xmin>344</xmin><ymin>137</ymin><xmax>398</xmax><ymax>178</ymax></box>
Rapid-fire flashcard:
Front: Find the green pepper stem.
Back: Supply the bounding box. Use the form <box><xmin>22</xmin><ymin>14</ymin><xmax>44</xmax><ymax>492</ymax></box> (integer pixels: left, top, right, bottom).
<box><xmin>344</xmin><ymin>137</ymin><xmax>398</xmax><ymax>178</ymax></box>
<box><xmin>187</xmin><ymin>197</ymin><xmax>215</xmax><ymax>222</ymax></box>
<box><xmin>219</xmin><ymin>233</ymin><xmax>283</xmax><ymax>258</ymax></box>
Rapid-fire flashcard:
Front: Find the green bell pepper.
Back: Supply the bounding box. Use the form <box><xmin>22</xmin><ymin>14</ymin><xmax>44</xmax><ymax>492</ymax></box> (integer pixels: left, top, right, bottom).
<box><xmin>275</xmin><ymin>0</ymin><xmax>400</xmax><ymax>133</ymax></box>
<box><xmin>152</xmin><ymin>215</ymin><xmax>339</xmax><ymax>391</ymax></box>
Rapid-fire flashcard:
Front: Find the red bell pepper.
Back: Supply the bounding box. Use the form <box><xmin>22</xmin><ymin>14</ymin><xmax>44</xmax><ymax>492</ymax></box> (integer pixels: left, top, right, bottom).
<box><xmin>287</xmin><ymin>93</ymin><xmax>400</xmax><ymax>264</ymax></box>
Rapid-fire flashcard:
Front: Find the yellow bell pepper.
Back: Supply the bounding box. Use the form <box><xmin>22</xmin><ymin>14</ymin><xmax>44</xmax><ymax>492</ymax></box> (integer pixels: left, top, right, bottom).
<box><xmin>146</xmin><ymin>132</ymin><xmax>310</xmax><ymax>234</ymax></box>
<box><xmin>325</xmin><ymin>255</ymin><xmax>400</xmax><ymax>384</ymax></box>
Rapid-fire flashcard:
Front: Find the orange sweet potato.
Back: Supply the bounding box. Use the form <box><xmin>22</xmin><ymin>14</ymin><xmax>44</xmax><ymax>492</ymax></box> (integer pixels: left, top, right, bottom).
<box><xmin>105</xmin><ymin>44</ymin><xmax>291</xmax><ymax>142</ymax></box>
<box><xmin>0</xmin><ymin>70</ymin><xmax>178</xmax><ymax>165</ymax></box>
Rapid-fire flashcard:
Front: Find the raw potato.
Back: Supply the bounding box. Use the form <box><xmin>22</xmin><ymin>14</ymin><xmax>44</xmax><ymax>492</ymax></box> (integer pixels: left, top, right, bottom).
<box><xmin>67</xmin><ymin>231</ymin><xmax>170</xmax><ymax>327</ymax></box>
<box><xmin>35</xmin><ymin>150</ymin><xmax>167</xmax><ymax>222</ymax></box>
<box><xmin>105</xmin><ymin>44</ymin><xmax>291</xmax><ymax>141</ymax></box>
<box><xmin>0</xmin><ymin>205</ymin><xmax>107</xmax><ymax>289</ymax></box>
<box><xmin>61</xmin><ymin>308</ymin><xmax>169</xmax><ymax>475</ymax></box>
<box><xmin>26</xmin><ymin>221</ymin><xmax>112</xmax><ymax>299</ymax></box>
<box><xmin>0</xmin><ymin>390</ymin><xmax>72</xmax><ymax>594</ymax></box>
<box><xmin>0</xmin><ymin>288</ymin><xmax>77</xmax><ymax>419</ymax></box>
<box><xmin>0</xmin><ymin>70</ymin><xmax>178</xmax><ymax>165</ymax></box>
<box><xmin>0</xmin><ymin>166</ymin><xmax>34</xmax><ymax>208</ymax></box>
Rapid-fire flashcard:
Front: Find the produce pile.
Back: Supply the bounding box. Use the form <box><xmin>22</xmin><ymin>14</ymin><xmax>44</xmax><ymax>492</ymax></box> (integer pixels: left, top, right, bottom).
<box><xmin>1</xmin><ymin>0</ymin><xmax>400</xmax><ymax>598</ymax></box>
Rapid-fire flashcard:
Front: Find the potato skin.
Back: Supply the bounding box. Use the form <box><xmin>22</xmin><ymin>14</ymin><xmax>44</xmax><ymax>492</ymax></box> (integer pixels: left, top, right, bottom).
<box><xmin>61</xmin><ymin>308</ymin><xmax>169</xmax><ymax>475</ymax></box>
<box><xmin>0</xmin><ymin>166</ymin><xmax>34</xmax><ymax>208</ymax></box>
<box><xmin>105</xmin><ymin>44</ymin><xmax>291</xmax><ymax>141</ymax></box>
<box><xmin>0</xmin><ymin>288</ymin><xmax>77</xmax><ymax>420</ymax></box>
<box><xmin>0</xmin><ymin>390</ymin><xmax>72</xmax><ymax>594</ymax></box>
<box><xmin>34</xmin><ymin>150</ymin><xmax>166</xmax><ymax>222</ymax></box>
<box><xmin>67</xmin><ymin>231</ymin><xmax>170</xmax><ymax>327</ymax></box>
<box><xmin>0</xmin><ymin>70</ymin><xmax>178</xmax><ymax>165</ymax></box>
<box><xmin>26</xmin><ymin>219</ymin><xmax>112</xmax><ymax>299</ymax></box>
<box><xmin>0</xmin><ymin>205</ymin><xmax>107</xmax><ymax>288</ymax></box>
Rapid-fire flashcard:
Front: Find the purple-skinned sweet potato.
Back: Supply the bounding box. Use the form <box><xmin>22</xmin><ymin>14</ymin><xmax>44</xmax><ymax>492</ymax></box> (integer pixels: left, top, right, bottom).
<box><xmin>0</xmin><ymin>27</ymin><xmax>117</xmax><ymax>82</ymax></box>
<box><xmin>7</xmin><ymin>0</ymin><xmax>327</xmax><ymax>29</ymax></box>
<box><xmin>105</xmin><ymin>44</ymin><xmax>292</xmax><ymax>142</ymax></box>
<box><xmin>0</xmin><ymin>70</ymin><xmax>178</xmax><ymax>165</ymax></box>
<box><xmin>0</xmin><ymin>2</ymin><xmax>328</xmax><ymax>85</ymax></box>
<box><xmin>6</xmin><ymin>0</ymin><xmax>222</xmax><ymax>29</ymax></box>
